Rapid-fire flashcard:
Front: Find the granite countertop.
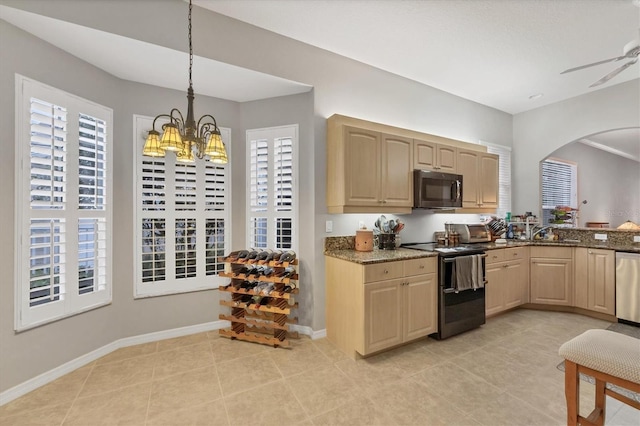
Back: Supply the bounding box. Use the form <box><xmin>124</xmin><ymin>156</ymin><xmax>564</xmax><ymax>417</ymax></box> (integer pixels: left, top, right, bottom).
<box><xmin>324</xmin><ymin>248</ymin><xmax>437</xmax><ymax>265</ymax></box>
<box><xmin>479</xmin><ymin>240</ymin><xmax>640</xmax><ymax>253</ymax></box>
<box><xmin>324</xmin><ymin>236</ymin><xmax>640</xmax><ymax>265</ymax></box>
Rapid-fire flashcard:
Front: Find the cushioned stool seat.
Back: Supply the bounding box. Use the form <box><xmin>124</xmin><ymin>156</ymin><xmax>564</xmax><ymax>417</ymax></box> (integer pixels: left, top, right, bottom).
<box><xmin>559</xmin><ymin>329</ymin><xmax>640</xmax><ymax>426</ymax></box>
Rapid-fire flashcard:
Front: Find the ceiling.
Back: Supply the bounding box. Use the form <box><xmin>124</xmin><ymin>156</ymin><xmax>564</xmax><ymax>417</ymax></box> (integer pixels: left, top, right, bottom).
<box><xmin>196</xmin><ymin>0</ymin><xmax>640</xmax><ymax>115</ymax></box>
<box><xmin>1</xmin><ymin>1</ymin><xmax>639</xmax><ymax>159</ymax></box>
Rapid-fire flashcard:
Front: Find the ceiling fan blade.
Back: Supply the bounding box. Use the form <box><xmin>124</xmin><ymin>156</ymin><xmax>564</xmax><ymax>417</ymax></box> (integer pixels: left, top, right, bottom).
<box><xmin>589</xmin><ymin>59</ymin><xmax>638</xmax><ymax>88</ymax></box>
<box><xmin>561</xmin><ymin>56</ymin><xmax>626</xmax><ymax>74</ymax></box>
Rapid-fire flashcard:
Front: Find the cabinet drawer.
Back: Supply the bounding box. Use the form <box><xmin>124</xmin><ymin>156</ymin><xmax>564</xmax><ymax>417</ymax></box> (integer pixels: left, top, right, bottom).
<box><xmin>504</xmin><ymin>247</ymin><xmax>527</xmax><ymax>261</ymax></box>
<box><xmin>486</xmin><ymin>249</ymin><xmax>505</xmax><ymax>264</ymax></box>
<box><xmin>404</xmin><ymin>257</ymin><xmax>436</xmax><ymax>276</ymax></box>
<box><xmin>530</xmin><ymin>246</ymin><xmax>573</xmax><ymax>259</ymax></box>
<box><xmin>364</xmin><ymin>261</ymin><xmax>404</xmax><ymax>283</ymax></box>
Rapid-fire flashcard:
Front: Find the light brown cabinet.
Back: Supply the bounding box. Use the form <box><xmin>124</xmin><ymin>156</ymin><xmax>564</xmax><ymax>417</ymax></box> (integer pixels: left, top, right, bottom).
<box><xmin>530</xmin><ymin>247</ymin><xmax>573</xmax><ymax>306</ymax></box>
<box><xmin>413</xmin><ymin>139</ymin><xmax>457</xmax><ymax>172</ymax></box>
<box><xmin>485</xmin><ymin>248</ymin><xmax>529</xmax><ymax>316</ymax></box>
<box><xmin>326</xmin><ymin>256</ymin><xmax>437</xmax><ymax>358</ymax></box>
<box><xmin>574</xmin><ymin>248</ymin><xmax>615</xmax><ymax>315</ymax></box>
<box><xmin>457</xmin><ymin>149</ymin><xmax>499</xmax><ymax>210</ymax></box>
<box><xmin>327</xmin><ymin>119</ymin><xmax>413</xmax><ymax>213</ymax></box>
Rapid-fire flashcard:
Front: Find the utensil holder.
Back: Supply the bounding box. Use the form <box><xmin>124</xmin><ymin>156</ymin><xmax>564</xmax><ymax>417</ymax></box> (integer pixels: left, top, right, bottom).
<box><xmin>378</xmin><ymin>233</ymin><xmax>396</xmax><ymax>250</ymax></box>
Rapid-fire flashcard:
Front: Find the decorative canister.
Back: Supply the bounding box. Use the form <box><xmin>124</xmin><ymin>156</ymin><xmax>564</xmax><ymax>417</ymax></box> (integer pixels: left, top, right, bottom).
<box><xmin>355</xmin><ymin>229</ymin><xmax>374</xmax><ymax>252</ymax></box>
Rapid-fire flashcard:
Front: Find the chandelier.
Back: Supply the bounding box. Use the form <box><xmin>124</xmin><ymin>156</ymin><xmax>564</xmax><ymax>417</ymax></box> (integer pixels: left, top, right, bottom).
<box><xmin>142</xmin><ymin>0</ymin><xmax>228</xmax><ymax>164</ymax></box>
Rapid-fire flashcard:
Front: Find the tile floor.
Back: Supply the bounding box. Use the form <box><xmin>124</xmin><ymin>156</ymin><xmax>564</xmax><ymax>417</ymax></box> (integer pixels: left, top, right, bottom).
<box><xmin>1</xmin><ymin>309</ymin><xmax>638</xmax><ymax>425</ymax></box>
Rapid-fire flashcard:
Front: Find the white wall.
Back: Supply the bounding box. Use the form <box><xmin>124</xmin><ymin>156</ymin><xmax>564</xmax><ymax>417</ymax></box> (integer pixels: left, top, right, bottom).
<box><xmin>549</xmin><ymin>142</ymin><xmax>640</xmax><ymax>228</ymax></box>
<box><xmin>512</xmin><ymin>80</ymin><xmax>640</xmax><ymax>216</ymax></box>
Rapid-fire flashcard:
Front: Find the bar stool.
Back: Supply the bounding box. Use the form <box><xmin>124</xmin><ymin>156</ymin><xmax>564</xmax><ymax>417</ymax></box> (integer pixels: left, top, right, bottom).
<box><xmin>559</xmin><ymin>329</ymin><xmax>640</xmax><ymax>426</ymax></box>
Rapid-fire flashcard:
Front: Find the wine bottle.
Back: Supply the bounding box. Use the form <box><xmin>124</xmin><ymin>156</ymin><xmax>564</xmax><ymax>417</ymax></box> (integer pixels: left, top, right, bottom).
<box><xmin>265</xmin><ymin>250</ymin><xmax>282</xmax><ymax>262</ymax></box>
<box><xmin>240</xmin><ymin>265</ymin><xmax>259</xmax><ymax>276</ymax></box>
<box><xmin>236</xmin><ymin>249</ymin><xmax>249</xmax><ymax>259</ymax></box>
<box><xmin>255</xmin><ymin>249</ymin><xmax>272</xmax><ymax>261</ymax></box>
<box><xmin>246</xmin><ymin>249</ymin><xmax>259</xmax><ymax>260</ymax></box>
<box><xmin>277</xmin><ymin>250</ymin><xmax>296</xmax><ymax>264</ymax></box>
<box><xmin>277</xmin><ymin>266</ymin><xmax>296</xmax><ymax>279</ymax></box>
<box><xmin>225</xmin><ymin>250</ymin><xmax>240</xmax><ymax>259</ymax></box>
<box><xmin>262</xmin><ymin>267</ymin><xmax>274</xmax><ymax>277</ymax></box>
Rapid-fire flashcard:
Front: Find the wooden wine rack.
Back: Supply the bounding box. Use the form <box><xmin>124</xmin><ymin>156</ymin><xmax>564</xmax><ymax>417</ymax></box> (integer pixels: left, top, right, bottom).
<box><xmin>218</xmin><ymin>256</ymin><xmax>299</xmax><ymax>348</ymax></box>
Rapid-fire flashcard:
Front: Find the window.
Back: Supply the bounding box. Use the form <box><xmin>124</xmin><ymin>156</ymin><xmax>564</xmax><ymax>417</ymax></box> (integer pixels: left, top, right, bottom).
<box><xmin>541</xmin><ymin>158</ymin><xmax>577</xmax><ymax>226</ymax></box>
<box><xmin>481</xmin><ymin>141</ymin><xmax>511</xmax><ymax>218</ymax></box>
<box><xmin>247</xmin><ymin>125</ymin><xmax>298</xmax><ymax>251</ymax></box>
<box><xmin>133</xmin><ymin>116</ymin><xmax>231</xmax><ymax>297</ymax></box>
<box><xmin>15</xmin><ymin>75</ymin><xmax>113</xmax><ymax>330</ymax></box>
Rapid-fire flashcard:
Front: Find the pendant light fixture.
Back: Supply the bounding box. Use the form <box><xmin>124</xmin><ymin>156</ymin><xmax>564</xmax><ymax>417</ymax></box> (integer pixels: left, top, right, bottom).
<box><xmin>142</xmin><ymin>0</ymin><xmax>228</xmax><ymax>164</ymax></box>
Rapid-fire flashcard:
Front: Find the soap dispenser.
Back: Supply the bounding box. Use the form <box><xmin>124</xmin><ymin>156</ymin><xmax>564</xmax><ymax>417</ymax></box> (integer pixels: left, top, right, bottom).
<box><xmin>506</xmin><ymin>224</ymin><xmax>514</xmax><ymax>240</ymax></box>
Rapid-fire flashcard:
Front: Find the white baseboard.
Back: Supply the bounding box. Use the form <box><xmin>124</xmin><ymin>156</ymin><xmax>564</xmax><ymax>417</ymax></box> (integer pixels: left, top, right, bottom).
<box><xmin>0</xmin><ymin>320</ymin><xmax>229</xmax><ymax>406</ymax></box>
<box><xmin>289</xmin><ymin>325</ymin><xmax>326</xmax><ymax>340</ymax></box>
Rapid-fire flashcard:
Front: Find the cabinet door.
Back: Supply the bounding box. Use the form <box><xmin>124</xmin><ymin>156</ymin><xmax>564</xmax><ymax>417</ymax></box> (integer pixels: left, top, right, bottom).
<box><xmin>479</xmin><ymin>153</ymin><xmax>499</xmax><ymax>208</ymax></box>
<box><xmin>403</xmin><ymin>274</ymin><xmax>437</xmax><ymax>341</ymax></box>
<box><xmin>485</xmin><ymin>262</ymin><xmax>505</xmax><ymax>316</ymax></box>
<box><xmin>504</xmin><ymin>259</ymin><xmax>527</xmax><ymax>309</ymax></box>
<box><xmin>344</xmin><ymin>126</ymin><xmax>381</xmax><ymax>206</ymax></box>
<box><xmin>587</xmin><ymin>249</ymin><xmax>615</xmax><ymax>315</ymax></box>
<box><xmin>530</xmin><ymin>258</ymin><xmax>573</xmax><ymax>305</ymax></box>
<box><xmin>363</xmin><ymin>278</ymin><xmax>403</xmax><ymax>354</ymax></box>
<box><xmin>413</xmin><ymin>139</ymin><xmax>437</xmax><ymax>170</ymax></box>
<box><xmin>381</xmin><ymin>134</ymin><xmax>413</xmax><ymax>207</ymax></box>
<box><xmin>437</xmin><ymin>145</ymin><xmax>457</xmax><ymax>172</ymax></box>
<box><xmin>457</xmin><ymin>149</ymin><xmax>480</xmax><ymax>208</ymax></box>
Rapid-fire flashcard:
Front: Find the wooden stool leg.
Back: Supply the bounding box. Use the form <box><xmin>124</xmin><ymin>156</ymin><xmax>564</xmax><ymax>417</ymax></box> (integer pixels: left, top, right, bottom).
<box><xmin>565</xmin><ymin>360</ymin><xmax>579</xmax><ymax>426</ymax></box>
<box><xmin>593</xmin><ymin>379</ymin><xmax>606</xmax><ymax>426</ymax></box>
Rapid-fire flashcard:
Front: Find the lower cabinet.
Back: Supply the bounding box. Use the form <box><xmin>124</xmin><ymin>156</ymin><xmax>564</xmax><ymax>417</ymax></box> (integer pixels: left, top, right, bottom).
<box><xmin>485</xmin><ymin>247</ymin><xmax>529</xmax><ymax>316</ymax></box>
<box><xmin>530</xmin><ymin>247</ymin><xmax>574</xmax><ymax>306</ymax></box>
<box><xmin>574</xmin><ymin>248</ymin><xmax>615</xmax><ymax>315</ymax></box>
<box><xmin>326</xmin><ymin>256</ymin><xmax>437</xmax><ymax>358</ymax></box>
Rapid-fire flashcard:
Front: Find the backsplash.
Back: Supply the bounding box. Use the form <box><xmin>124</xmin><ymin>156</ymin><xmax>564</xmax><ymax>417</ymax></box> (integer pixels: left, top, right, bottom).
<box><xmin>555</xmin><ymin>228</ymin><xmax>639</xmax><ymax>246</ymax></box>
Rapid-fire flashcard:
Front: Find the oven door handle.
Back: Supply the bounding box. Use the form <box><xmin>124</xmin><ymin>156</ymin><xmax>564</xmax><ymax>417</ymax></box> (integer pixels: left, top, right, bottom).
<box><xmin>442</xmin><ymin>253</ymin><xmax>487</xmax><ymax>263</ymax></box>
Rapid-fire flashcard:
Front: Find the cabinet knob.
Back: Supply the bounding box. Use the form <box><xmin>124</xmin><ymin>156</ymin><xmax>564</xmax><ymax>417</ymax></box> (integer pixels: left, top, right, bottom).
<box><xmin>419</xmin><ymin>265</ymin><xmax>425</xmax><ymax>269</ymax></box>
<box><xmin>382</xmin><ymin>200</ymin><xmax>387</xmax><ymax>204</ymax></box>
<box><xmin>384</xmin><ymin>270</ymin><xmax>389</xmax><ymax>274</ymax></box>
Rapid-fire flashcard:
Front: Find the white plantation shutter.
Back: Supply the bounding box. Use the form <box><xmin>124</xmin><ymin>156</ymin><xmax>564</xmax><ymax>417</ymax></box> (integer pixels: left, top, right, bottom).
<box><xmin>15</xmin><ymin>75</ymin><xmax>112</xmax><ymax>330</ymax></box>
<box><xmin>78</xmin><ymin>114</ymin><xmax>107</xmax><ymax>210</ymax></box>
<box><xmin>134</xmin><ymin>115</ymin><xmax>231</xmax><ymax>297</ymax></box>
<box><xmin>541</xmin><ymin>158</ymin><xmax>577</xmax><ymax>226</ymax></box>
<box><xmin>29</xmin><ymin>98</ymin><xmax>67</xmax><ymax>209</ymax></box>
<box><xmin>246</xmin><ymin>126</ymin><xmax>298</xmax><ymax>251</ymax></box>
<box><xmin>482</xmin><ymin>142</ymin><xmax>511</xmax><ymax>218</ymax></box>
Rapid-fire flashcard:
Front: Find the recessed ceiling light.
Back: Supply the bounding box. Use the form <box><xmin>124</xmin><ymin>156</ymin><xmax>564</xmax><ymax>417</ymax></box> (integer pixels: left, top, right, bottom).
<box><xmin>529</xmin><ymin>93</ymin><xmax>544</xmax><ymax>100</ymax></box>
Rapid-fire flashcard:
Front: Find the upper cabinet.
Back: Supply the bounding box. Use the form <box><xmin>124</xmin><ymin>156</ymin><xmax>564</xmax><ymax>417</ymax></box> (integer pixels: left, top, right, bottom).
<box><xmin>327</xmin><ymin>118</ymin><xmax>413</xmax><ymax>214</ymax></box>
<box><xmin>413</xmin><ymin>139</ymin><xmax>457</xmax><ymax>172</ymax></box>
<box><xmin>457</xmin><ymin>149</ymin><xmax>499</xmax><ymax>210</ymax></box>
<box><xmin>326</xmin><ymin>114</ymin><xmax>494</xmax><ymax>214</ymax></box>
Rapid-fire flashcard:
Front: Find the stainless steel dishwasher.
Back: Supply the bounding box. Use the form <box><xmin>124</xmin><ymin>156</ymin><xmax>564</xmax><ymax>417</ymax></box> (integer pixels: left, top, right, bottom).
<box><xmin>615</xmin><ymin>252</ymin><xmax>640</xmax><ymax>325</ymax></box>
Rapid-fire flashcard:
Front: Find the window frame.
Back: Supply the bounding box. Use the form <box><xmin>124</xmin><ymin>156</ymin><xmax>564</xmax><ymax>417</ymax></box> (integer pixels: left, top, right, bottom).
<box><xmin>246</xmin><ymin>125</ymin><xmax>299</xmax><ymax>251</ymax></box>
<box><xmin>14</xmin><ymin>74</ymin><xmax>113</xmax><ymax>331</ymax></box>
<box><xmin>132</xmin><ymin>115</ymin><xmax>232</xmax><ymax>298</ymax></box>
<box><xmin>540</xmin><ymin>157</ymin><xmax>578</xmax><ymax>226</ymax></box>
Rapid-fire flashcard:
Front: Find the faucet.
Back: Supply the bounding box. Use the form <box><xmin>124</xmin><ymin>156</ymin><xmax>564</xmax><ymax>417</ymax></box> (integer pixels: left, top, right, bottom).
<box><xmin>530</xmin><ymin>225</ymin><xmax>555</xmax><ymax>240</ymax></box>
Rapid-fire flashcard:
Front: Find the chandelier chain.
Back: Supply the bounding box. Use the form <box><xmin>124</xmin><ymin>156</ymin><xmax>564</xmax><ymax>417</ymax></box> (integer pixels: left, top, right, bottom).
<box><xmin>188</xmin><ymin>0</ymin><xmax>193</xmax><ymax>88</ymax></box>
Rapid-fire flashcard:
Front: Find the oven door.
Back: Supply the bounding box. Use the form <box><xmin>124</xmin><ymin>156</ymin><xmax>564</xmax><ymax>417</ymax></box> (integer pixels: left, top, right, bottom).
<box><xmin>435</xmin><ymin>253</ymin><xmax>486</xmax><ymax>339</ymax></box>
<box><xmin>413</xmin><ymin>170</ymin><xmax>462</xmax><ymax>209</ymax></box>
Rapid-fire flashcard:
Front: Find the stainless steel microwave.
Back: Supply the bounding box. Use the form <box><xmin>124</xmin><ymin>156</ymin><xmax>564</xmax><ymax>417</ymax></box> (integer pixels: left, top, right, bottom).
<box><xmin>413</xmin><ymin>170</ymin><xmax>463</xmax><ymax>209</ymax></box>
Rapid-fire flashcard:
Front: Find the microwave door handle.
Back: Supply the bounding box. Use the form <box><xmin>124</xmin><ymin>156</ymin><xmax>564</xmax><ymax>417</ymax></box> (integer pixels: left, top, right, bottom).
<box><xmin>455</xmin><ymin>180</ymin><xmax>461</xmax><ymax>200</ymax></box>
